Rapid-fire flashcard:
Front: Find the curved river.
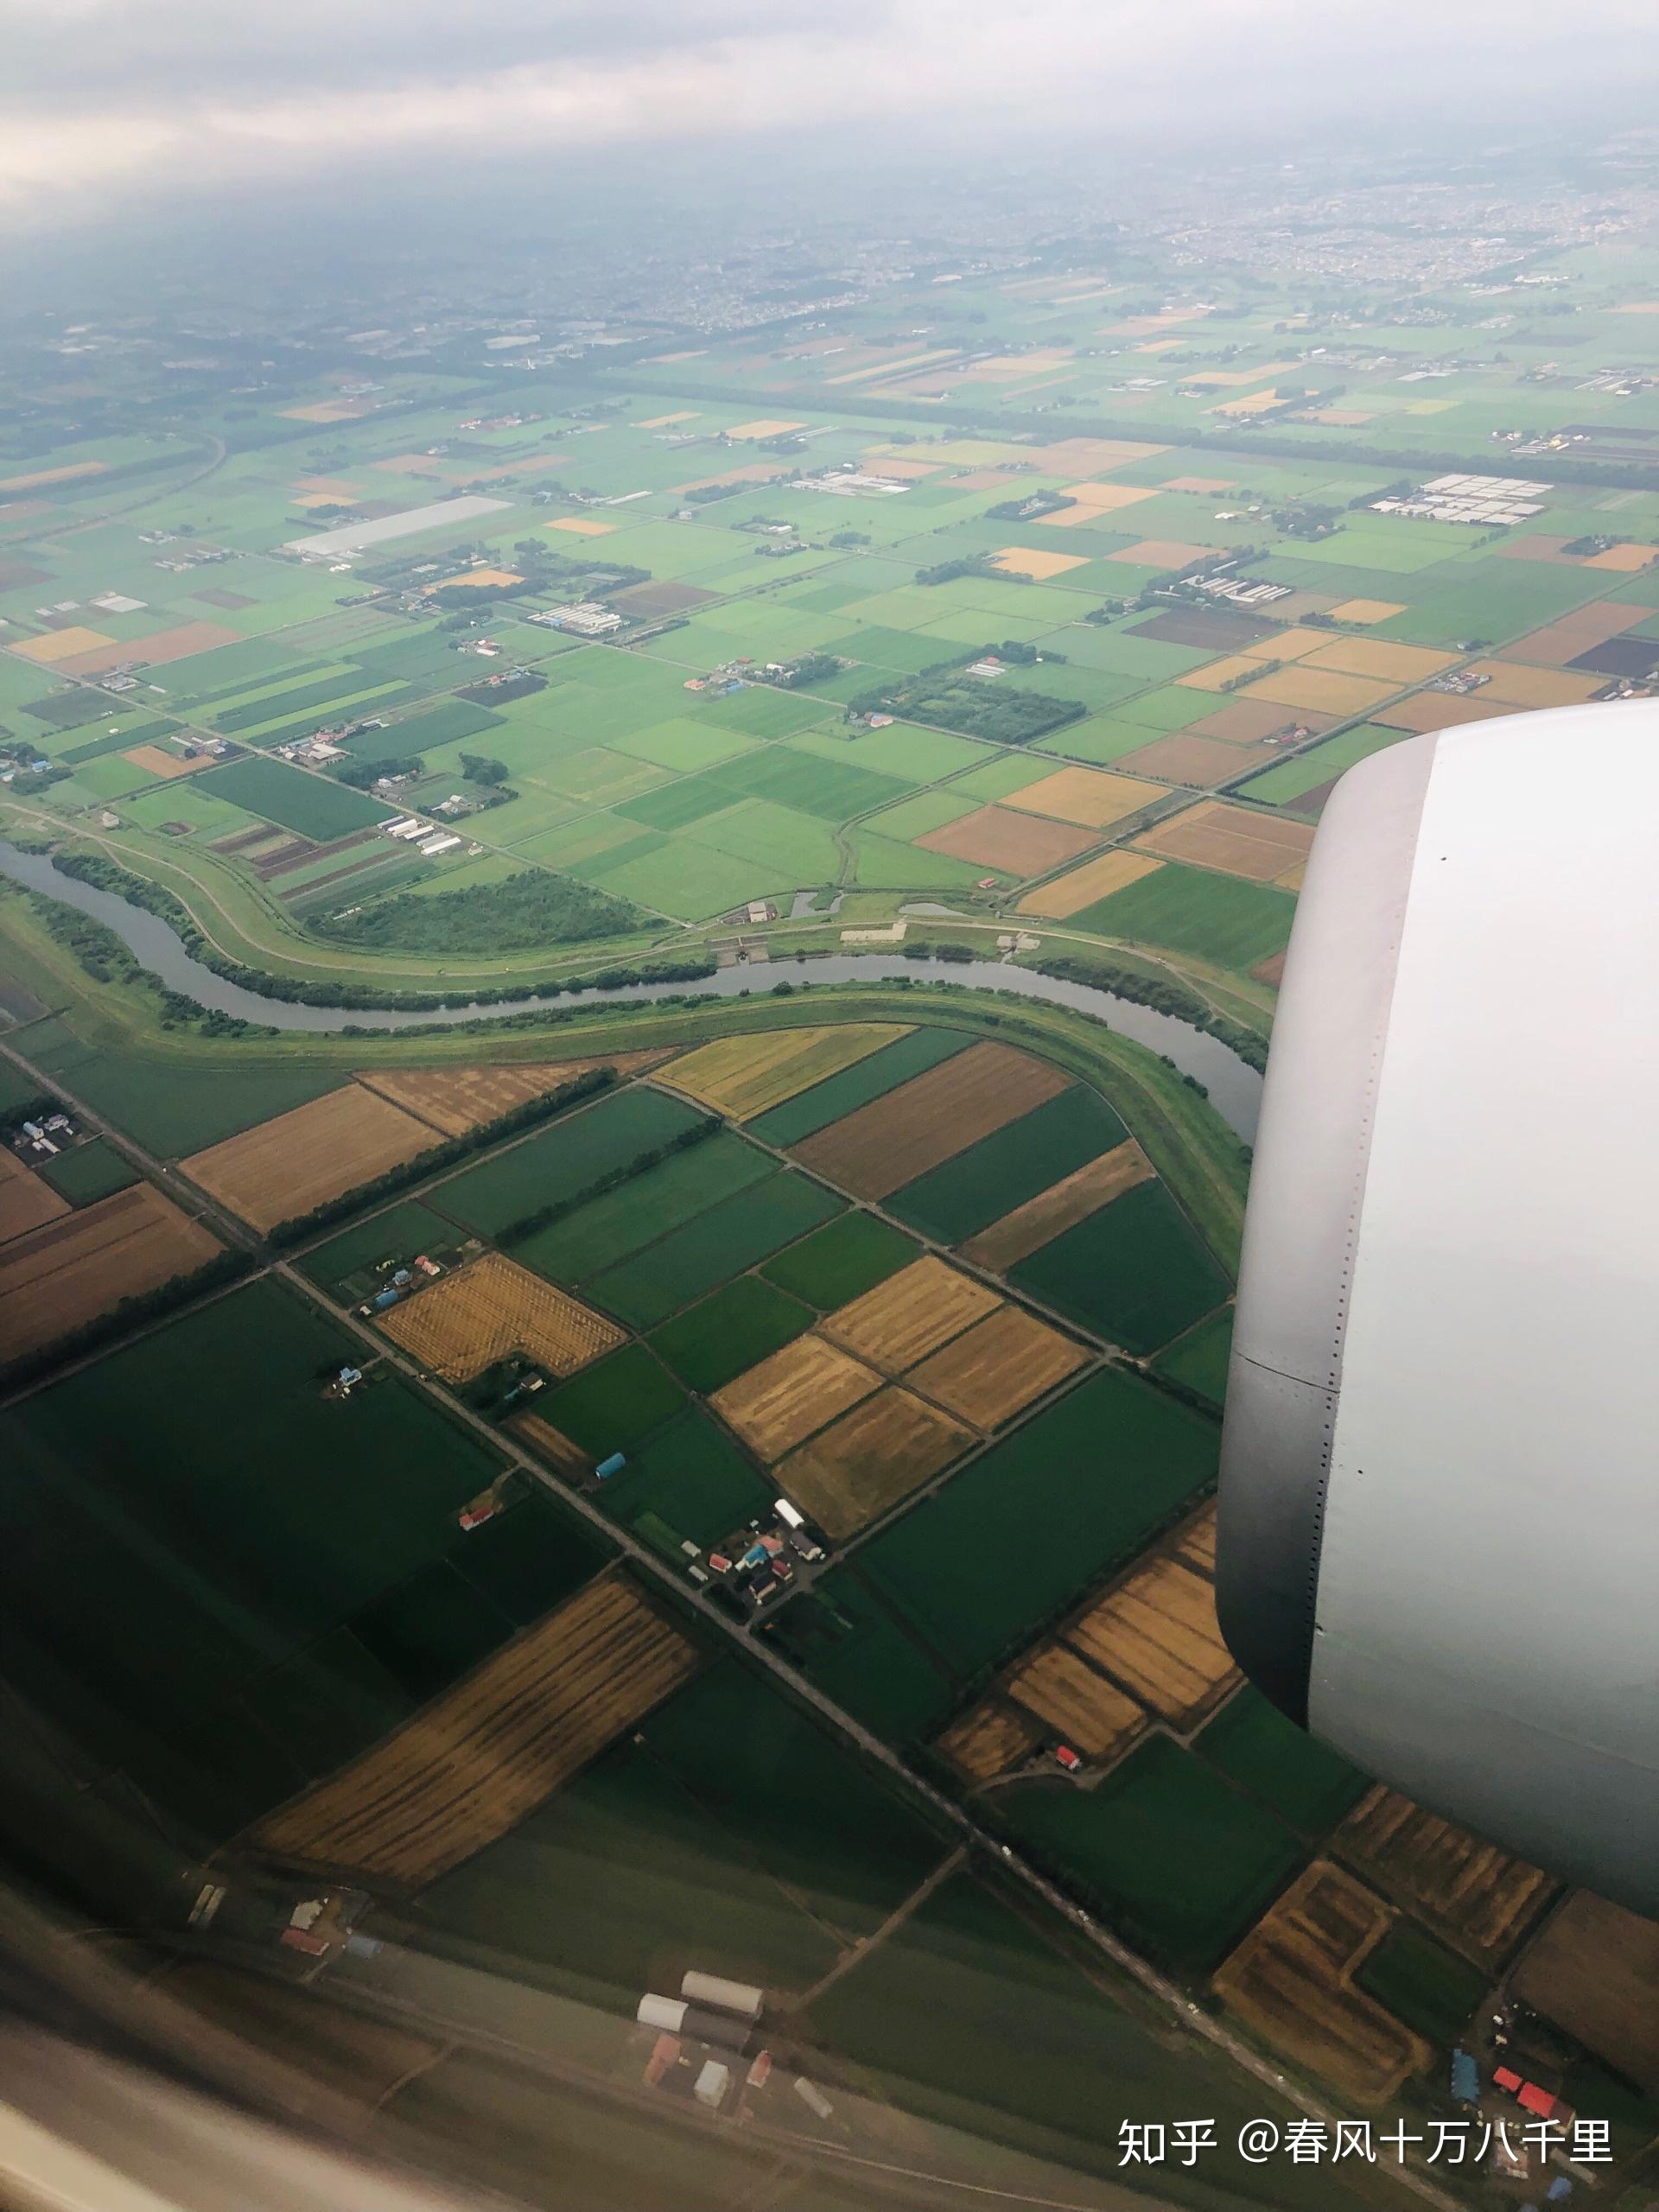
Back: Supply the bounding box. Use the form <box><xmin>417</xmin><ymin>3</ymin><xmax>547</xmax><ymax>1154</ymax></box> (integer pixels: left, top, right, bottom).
<box><xmin>0</xmin><ymin>840</ymin><xmax>1262</xmax><ymax>1141</ymax></box>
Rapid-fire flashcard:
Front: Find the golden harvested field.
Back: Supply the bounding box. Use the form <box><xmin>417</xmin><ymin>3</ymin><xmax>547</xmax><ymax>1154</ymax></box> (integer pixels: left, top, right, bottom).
<box><xmin>1336</xmin><ymin>1789</ymin><xmax>1554</xmax><ymax>1961</ymax></box>
<box><xmin>822</xmin><ymin>1255</ymin><xmax>1001</xmax><ymax>1373</ymax></box>
<box><xmin>726</xmin><ymin>417</ymin><xmax>807</xmax><ymax>439</ymax></box>
<box><xmin>377</xmin><ymin>1254</ymin><xmax>622</xmax><ymax>1383</ymax></box>
<box><xmin>1512</xmin><ymin>1892</ymin><xmax>1659</xmax><ymax>2097</ymax></box>
<box><xmin>712</xmin><ymin>1332</ymin><xmax>881</xmax><ymax>1460</ymax></box>
<box><xmin>991</xmin><ymin>547</ymin><xmax>1090</xmax><ymax>580</ymax></box>
<box><xmin>183</xmin><ymin>1085</ymin><xmax>434</xmax><ymax>1231</ymax></box>
<box><xmin>1583</xmin><ymin>540</ymin><xmax>1659</xmax><ymax>570</ymax></box>
<box><xmin>1190</xmin><ymin>698</ymin><xmax>1327</xmax><ymax>744</ymax></box>
<box><xmin>1172</xmin><ymin>1501</ymin><xmax>1220</xmax><ymax>1578</ymax></box>
<box><xmin>0</xmin><ymin>1149</ymin><xmax>68</xmax><ymax>1244</ymax></box>
<box><xmin>1036</xmin><ymin>484</ymin><xmax>1157</xmax><ymax>521</ymax></box>
<box><xmin>1215</xmin><ymin>1861</ymin><xmax>1431</xmax><ymax>2106</ymax></box>
<box><xmin>937</xmin><ymin>1699</ymin><xmax>1043</xmax><ymax>1783</ymax></box>
<box><xmin>1135</xmin><ymin>800</ymin><xmax>1313</xmax><ymax>885</ymax></box>
<box><xmin>1463</xmin><ymin>661</ymin><xmax>1608</xmax><ymax>709</ymax></box>
<box><xmin>1306</xmin><ymin>639</ymin><xmax>1456</xmax><ymax>684</ymax></box>
<box><xmin>1019</xmin><ymin>849</ymin><xmax>1162</xmax><ymax>918</ymax></box>
<box><xmin>777</xmin><ymin>1387</ymin><xmax>972</xmax><ymax>1538</ymax></box>
<box><xmin>545</xmin><ymin>516</ymin><xmax>618</xmax><ymax>535</ymax></box>
<box><xmin>1247</xmin><ymin>626</ymin><xmax>1373</xmax><ymax>664</ymax></box>
<box><xmin>791</xmin><ymin>1040</ymin><xmax>1070</xmax><ymax>1201</ymax></box>
<box><xmin>0</xmin><ymin>460</ymin><xmax>105</xmax><ymax>492</ymax></box>
<box><xmin>916</xmin><ymin>804</ymin><xmax>1099</xmax><ymax>877</ymax></box>
<box><xmin>1176</xmin><ymin>653</ymin><xmax>1260</xmax><ymax>690</ymax></box>
<box><xmin>1007</xmin><ymin>1643</ymin><xmax>1147</xmax><ymax>1763</ymax></box>
<box><xmin>0</xmin><ymin>1185</ymin><xmax>220</xmax><ymax>1363</ymax></box>
<box><xmin>10</xmin><ymin>625</ymin><xmax>116</xmax><ymax>664</ymax></box>
<box><xmin>962</xmin><ymin>1140</ymin><xmax>1153</xmax><ymax>1272</ymax></box>
<box><xmin>508</xmin><ymin>1408</ymin><xmax>593</xmax><ymax>1479</ymax></box>
<box><xmin>1007</xmin><ymin>766</ymin><xmax>1170</xmax><ymax>830</ymax></box>
<box><xmin>907</xmin><ymin>1306</ymin><xmax>1090</xmax><ymax>1428</ymax></box>
<box><xmin>254</xmin><ymin>1575</ymin><xmax>702</xmax><ymax>1887</ymax></box>
<box><xmin>354</xmin><ymin>1055</ymin><xmax>669</xmax><ymax>1137</ymax></box>
<box><xmin>1328</xmin><ymin>599</ymin><xmax>1407</xmax><ymax>625</ymax></box>
<box><xmin>658</xmin><ymin>1023</ymin><xmax>909</xmax><ymax>1120</ymax></box>
<box><xmin>426</xmin><ymin>566</ymin><xmax>523</xmax><ymax>591</ymax></box>
<box><xmin>1063</xmin><ymin>1557</ymin><xmax>1239</xmax><ymax>1728</ymax></box>
<box><xmin>1241</xmin><ymin>665</ymin><xmax>1398</xmax><ymax>717</ymax></box>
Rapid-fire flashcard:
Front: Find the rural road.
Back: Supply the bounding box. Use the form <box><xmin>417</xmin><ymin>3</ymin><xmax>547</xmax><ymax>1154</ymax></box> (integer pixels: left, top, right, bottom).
<box><xmin>0</xmin><ymin>1028</ymin><xmax>1459</xmax><ymax>2212</ymax></box>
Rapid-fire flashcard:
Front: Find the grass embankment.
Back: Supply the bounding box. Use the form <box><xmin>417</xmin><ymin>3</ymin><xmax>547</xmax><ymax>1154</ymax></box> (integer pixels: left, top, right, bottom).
<box><xmin>0</xmin><ymin>893</ymin><xmax>1248</xmax><ymax>1270</ymax></box>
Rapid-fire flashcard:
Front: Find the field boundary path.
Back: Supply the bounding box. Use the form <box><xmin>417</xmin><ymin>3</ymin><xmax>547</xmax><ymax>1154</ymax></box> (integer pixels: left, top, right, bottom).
<box><xmin>0</xmin><ymin>1028</ymin><xmax>1455</xmax><ymax>2212</ymax></box>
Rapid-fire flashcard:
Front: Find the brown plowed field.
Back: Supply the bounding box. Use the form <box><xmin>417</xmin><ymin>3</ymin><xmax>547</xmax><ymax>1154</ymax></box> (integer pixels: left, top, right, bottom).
<box><xmin>821</xmin><ymin>1256</ymin><xmax>1001</xmax><ymax>1373</ymax></box>
<box><xmin>0</xmin><ymin>1185</ymin><xmax>220</xmax><ymax>1363</ymax></box>
<box><xmin>377</xmin><ymin>1254</ymin><xmax>623</xmax><ymax>1383</ymax></box>
<box><xmin>1005</xmin><ymin>766</ymin><xmax>1170</xmax><ymax>830</ymax></box>
<box><xmin>711</xmin><ymin>1333</ymin><xmax>881</xmax><ymax>1461</ymax></box>
<box><xmin>1506</xmin><ymin>602</ymin><xmax>1644</xmax><ymax>666</ymax></box>
<box><xmin>183</xmin><ymin>1086</ymin><xmax>435</xmax><ymax>1231</ymax></box>
<box><xmin>55</xmin><ymin>620</ymin><xmax>241</xmax><ymax>678</ymax></box>
<box><xmin>252</xmin><ymin>1575</ymin><xmax>703</xmax><ymax>1887</ymax></box>
<box><xmin>1019</xmin><ymin>850</ymin><xmax>1162</xmax><ymax>919</ymax></box>
<box><xmin>791</xmin><ymin>1040</ymin><xmax>1069</xmax><ymax>1201</ymax></box>
<box><xmin>1373</xmin><ymin>691</ymin><xmax>1511</xmax><ymax>734</ymax></box>
<box><xmin>508</xmin><ymin>1409</ymin><xmax>593</xmax><ymax>1479</ymax></box>
<box><xmin>122</xmin><ymin>743</ymin><xmax>199</xmax><ymax>780</ymax></box>
<box><xmin>1063</xmin><ymin>1557</ymin><xmax>1239</xmax><ymax>1728</ymax></box>
<box><xmin>1135</xmin><ymin>801</ymin><xmax>1313</xmax><ymax>885</ymax></box>
<box><xmin>775</xmin><ymin>1387</ymin><xmax>972</xmax><ymax>1537</ymax></box>
<box><xmin>1336</xmin><ymin>1789</ymin><xmax>1554</xmax><ymax>1961</ymax></box>
<box><xmin>906</xmin><ymin>1306</ymin><xmax>1089</xmax><ymax>1428</ymax></box>
<box><xmin>962</xmin><ymin>1141</ymin><xmax>1153</xmax><ymax>1272</ymax></box>
<box><xmin>657</xmin><ymin>1024</ymin><xmax>909</xmax><ymax>1120</ymax></box>
<box><xmin>915</xmin><ymin>804</ymin><xmax>1099</xmax><ymax>878</ymax></box>
<box><xmin>1006</xmin><ymin>1643</ymin><xmax>1147</xmax><ymax>1763</ymax></box>
<box><xmin>1214</xmin><ymin>1860</ymin><xmax>1431</xmax><ymax>2106</ymax></box>
<box><xmin>1191</xmin><ymin>699</ymin><xmax>1330</xmax><ymax>743</ymax></box>
<box><xmin>936</xmin><ymin>1699</ymin><xmax>1043</xmax><ymax>1783</ymax></box>
<box><xmin>1511</xmin><ymin>1891</ymin><xmax>1659</xmax><ymax>2096</ymax></box>
<box><xmin>1114</xmin><ymin>734</ymin><xmax>1258</xmax><ymax>786</ymax></box>
<box><xmin>355</xmin><ymin>1055</ymin><xmax>670</xmax><ymax>1136</ymax></box>
<box><xmin>0</xmin><ymin>1150</ymin><xmax>68</xmax><ymax>1245</ymax></box>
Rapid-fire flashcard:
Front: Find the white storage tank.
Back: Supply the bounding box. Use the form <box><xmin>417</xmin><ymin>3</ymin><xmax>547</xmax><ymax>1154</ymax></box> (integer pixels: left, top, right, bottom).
<box><xmin>680</xmin><ymin>1971</ymin><xmax>764</xmax><ymax>2023</ymax></box>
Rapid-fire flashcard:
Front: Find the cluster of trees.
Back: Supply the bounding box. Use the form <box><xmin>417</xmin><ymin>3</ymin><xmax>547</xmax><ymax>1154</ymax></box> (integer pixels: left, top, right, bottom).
<box><xmin>268</xmin><ymin>1067</ymin><xmax>616</xmax><ymax>1245</ymax></box>
<box><xmin>493</xmin><ymin>1115</ymin><xmax>718</xmax><ymax>1252</ymax></box>
<box><xmin>315</xmin><ymin>863</ymin><xmax>642</xmax><ymax>957</ymax></box>
<box><xmin>759</xmin><ymin>653</ymin><xmax>843</xmax><ymax>690</ymax></box>
<box><xmin>1032</xmin><ymin>949</ymin><xmax>1268</xmax><ymax>1071</ymax></box>
<box><xmin>848</xmin><ymin>646</ymin><xmax>1084</xmax><ymax>747</ymax></box>
<box><xmin>915</xmin><ymin>555</ymin><xmax>1010</xmax><ymax>588</ymax></box>
<box><xmin>332</xmin><ymin>752</ymin><xmax>424</xmax><ymax>790</ymax></box>
<box><xmin>985</xmin><ymin>490</ymin><xmax>1073</xmax><ymax>523</ymax></box>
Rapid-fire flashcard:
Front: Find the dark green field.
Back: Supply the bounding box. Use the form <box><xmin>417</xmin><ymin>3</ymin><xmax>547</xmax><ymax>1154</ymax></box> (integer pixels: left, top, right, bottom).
<box><xmin>536</xmin><ymin>1343</ymin><xmax>686</xmax><ymax>1458</ymax></box>
<box><xmin>1153</xmin><ymin>1306</ymin><xmax>1234</xmax><ymax>1407</ymax></box>
<box><xmin>997</xmin><ymin>1740</ymin><xmax>1305</xmax><ymax>1972</ymax></box>
<box><xmin>647</xmin><ymin>1275</ymin><xmax>813</xmax><ymax>1392</ymax></box>
<box><xmin>1355</xmin><ymin>1923</ymin><xmax>1489</xmax><ymax>2047</ymax></box>
<box><xmin>199</xmin><ymin>754</ymin><xmax>393</xmax><ymax>838</ymax></box>
<box><xmin>0</xmin><ymin>1281</ymin><xmax>635</xmax><ymax>1840</ymax></box>
<box><xmin>747</xmin><ymin>1026</ymin><xmax>972</xmax><ymax>1147</ymax></box>
<box><xmin>297</xmin><ymin>1198</ymin><xmax>461</xmax><ymax>1294</ymax></box>
<box><xmin>511</xmin><ymin>1130</ymin><xmax>774</xmax><ymax>1285</ymax></box>
<box><xmin>853</xmin><ymin>1368</ymin><xmax>1217</xmax><ymax>1684</ymax></box>
<box><xmin>782</xmin><ymin>1573</ymin><xmax>959</xmax><ymax>1745</ymax></box>
<box><xmin>885</xmin><ymin>1084</ymin><xmax>1128</xmax><ymax>1243</ymax></box>
<box><xmin>758</xmin><ymin>1209</ymin><xmax>919</xmax><ymax>1308</ymax></box>
<box><xmin>17</xmin><ymin>1030</ymin><xmax>342</xmax><ymax>1155</ymax></box>
<box><xmin>38</xmin><ymin>1139</ymin><xmax>138</xmax><ymax>1205</ymax></box>
<box><xmin>434</xmin><ymin>1086</ymin><xmax>705</xmax><ymax>1238</ymax></box>
<box><xmin>1009</xmin><ymin>1179</ymin><xmax>1230</xmax><ymax>1354</ymax></box>
<box><xmin>412</xmin><ymin>1657</ymin><xmax>948</xmax><ymax>2011</ymax></box>
<box><xmin>1072</xmin><ymin>861</ymin><xmax>1295</xmax><ymax>971</ymax></box>
<box><xmin>807</xmin><ymin>1872</ymin><xmax>1382</xmax><ymax>2212</ymax></box>
<box><xmin>595</xmin><ymin>1408</ymin><xmax>773</xmax><ymax>1549</ymax></box>
<box><xmin>1195</xmin><ymin>1688</ymin><xmax>1368</xmax><ymax>1834</ymax></box>
<box><xmin>582</xmin><ymin>1168</ymin><xmax>843</xmax><ymax>1328</ymax></box>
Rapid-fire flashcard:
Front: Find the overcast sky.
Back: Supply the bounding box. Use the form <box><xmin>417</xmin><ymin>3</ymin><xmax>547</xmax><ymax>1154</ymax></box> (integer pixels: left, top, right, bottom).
<box><xmin>3</xmin><ymin>1</ymin><xmax>1657</xmax><ymax>225</ymax></box>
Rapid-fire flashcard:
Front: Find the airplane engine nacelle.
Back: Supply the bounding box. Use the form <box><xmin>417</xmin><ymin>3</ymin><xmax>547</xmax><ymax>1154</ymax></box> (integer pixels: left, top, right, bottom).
<box><xmin>1216</xmin><ymin>703</ymin><xmax>1659</xmax><ymax>1916</ymax></box>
